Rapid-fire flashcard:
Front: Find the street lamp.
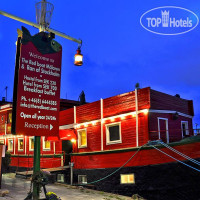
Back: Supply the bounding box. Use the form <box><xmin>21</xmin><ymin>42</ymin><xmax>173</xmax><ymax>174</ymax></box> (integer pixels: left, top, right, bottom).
<box><xmin>74</xmin><ymin>45</ymin><xmax>83</xmax><ymax>66</ymax></box>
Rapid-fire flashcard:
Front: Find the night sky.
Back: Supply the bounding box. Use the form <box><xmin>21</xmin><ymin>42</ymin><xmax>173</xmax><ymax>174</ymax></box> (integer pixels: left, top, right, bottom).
<box><xmin>0</xmin><ymin>1</ymin><xmax>199</xmax><ymax>127</ymax></box>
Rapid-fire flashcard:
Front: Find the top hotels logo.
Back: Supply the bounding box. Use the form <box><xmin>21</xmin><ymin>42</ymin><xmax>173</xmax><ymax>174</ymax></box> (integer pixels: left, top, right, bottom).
<box><xmin>140</xmin><ymin>6</ymin><xmax>199</xmax><ymax>35</ymax></box>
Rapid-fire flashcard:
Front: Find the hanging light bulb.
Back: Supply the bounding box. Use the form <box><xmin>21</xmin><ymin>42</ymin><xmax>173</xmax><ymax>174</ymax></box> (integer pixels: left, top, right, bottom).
<box><xmin>74</xmin><ymin>43</ymin><xmax>83</xmax><ymax>66</ymax></box>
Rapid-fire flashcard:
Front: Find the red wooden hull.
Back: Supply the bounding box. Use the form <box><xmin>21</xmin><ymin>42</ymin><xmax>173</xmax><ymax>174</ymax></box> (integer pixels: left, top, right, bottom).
<box><xmin>71</xmin><ymin>136</ymin><xmax>200</xmax><ymax>169</ymax></box>
<box><xmin>10</xmin><ymin>155</ymin><xmax>63</xmax><ymax>168</ymax></box>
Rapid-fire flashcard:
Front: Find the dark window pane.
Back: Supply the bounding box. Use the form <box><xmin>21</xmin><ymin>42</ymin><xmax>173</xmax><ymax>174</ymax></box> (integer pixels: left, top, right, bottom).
<box><xmin>109</xmin><ymin>125</ymin><xmax>120</xmax><ymax>141</ymax></box>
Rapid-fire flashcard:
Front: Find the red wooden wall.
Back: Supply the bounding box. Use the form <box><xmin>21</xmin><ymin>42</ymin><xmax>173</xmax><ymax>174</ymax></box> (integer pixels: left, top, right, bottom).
<box><xmin>150</xmin><ymin>89</ymin><xmax>194</xmax><ymax>116</ymax></box>
<box><xmin>72</xmin><ymin>88</ymin><xmax>150</xmax><ymax>154</ymax></box>
<box><xmin>149</xmin><ymin>113</ymin><xmax>193</xmax><ymax>142</ymax></box>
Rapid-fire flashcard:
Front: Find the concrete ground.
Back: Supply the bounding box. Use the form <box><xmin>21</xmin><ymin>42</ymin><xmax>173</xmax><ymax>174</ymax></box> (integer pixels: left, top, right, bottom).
<box><xmin>0</xmin><ymin>173</ymin><xmax>132</xmax><ymax>200</ymax></box>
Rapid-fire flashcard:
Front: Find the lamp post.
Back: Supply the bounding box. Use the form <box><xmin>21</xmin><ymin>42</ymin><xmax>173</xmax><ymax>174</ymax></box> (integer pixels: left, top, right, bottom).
<box><xmin>0</xmin><ymin>1</ymin><xmax>83</xmax><ymax>199</ymax></box>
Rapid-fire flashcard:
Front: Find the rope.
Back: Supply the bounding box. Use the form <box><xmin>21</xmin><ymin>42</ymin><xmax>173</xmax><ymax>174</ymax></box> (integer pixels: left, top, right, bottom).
<box><xmin>78</xmin><ymin>145</ymin><xmax>143</xmax><ymax>185</ymax></box>
<box><xmin>159</xmin><ymin>141</ymin><xmax>200</xmax><ymax>166</ymax></box>
<box><xmin>151</xmin><ymin>145</ymin><xmax>200</xmax><ymax>173</ymax></box>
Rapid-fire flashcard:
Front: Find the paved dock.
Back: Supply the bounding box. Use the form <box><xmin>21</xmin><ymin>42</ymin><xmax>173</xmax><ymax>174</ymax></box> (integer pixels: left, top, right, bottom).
<box><xmin>0</xmin><ymin>173</ymin><xmax>132</xmax><ymax>200</ymax></box>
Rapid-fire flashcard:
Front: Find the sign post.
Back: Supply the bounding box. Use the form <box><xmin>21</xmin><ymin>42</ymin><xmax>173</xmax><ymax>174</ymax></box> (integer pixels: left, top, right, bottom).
<box><xmin>12</xmin><ymin>26</ymin><xmax>62</xmax><ymax>199</ymax></box>
<box><xmin>0</xmin><ymin>1</ymin><xmax>82</xmax><ymax>199</ymax></box>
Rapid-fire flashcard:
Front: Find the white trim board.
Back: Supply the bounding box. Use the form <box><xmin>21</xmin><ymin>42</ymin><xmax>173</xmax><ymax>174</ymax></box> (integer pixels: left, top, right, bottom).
<box><xmin>149</xmin><ymin>109</ymin><xmax>193</xmax><ymax>119</ymax></box>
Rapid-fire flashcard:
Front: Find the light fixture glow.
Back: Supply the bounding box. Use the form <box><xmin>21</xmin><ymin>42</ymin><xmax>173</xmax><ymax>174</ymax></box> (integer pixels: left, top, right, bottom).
<box><xmin>84</xmin><ymin>123</ymin><xmax>88</xmax><ymax>127</ymax></box>
<box><xmin>111</xmin><ymin>117</ymin><xmax>115</xmax><ymax>122</ymax></box>
<box><xmin>143</xmin><ymin>109</ymin><xmax>149</xmax><ymax>114</ymax></box>
<box><xmin>76</xmin><ymin>124</ymin><xmax>80</xmax><ymax>129</ymax></box>
<box><xmin>74</xmin><ymin>46</ymin><xmax>83</xmax><ymax>66</ymax></box>
<box><xmin>71</xmin><ymin>138</ymin><xmax>76</xmax><ymax>143</ymax></box>
<box><xmin>121</xmin><ymin>116</ymin><xmax>125</xmax><ymax>120</ymax></box>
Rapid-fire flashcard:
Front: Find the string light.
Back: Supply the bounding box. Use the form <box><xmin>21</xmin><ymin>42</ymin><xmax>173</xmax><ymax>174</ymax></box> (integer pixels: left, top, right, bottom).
<box><xmin>73</xmin><ymin>109</ymin><xmax>148</xmax><ymax>129</ymax></box>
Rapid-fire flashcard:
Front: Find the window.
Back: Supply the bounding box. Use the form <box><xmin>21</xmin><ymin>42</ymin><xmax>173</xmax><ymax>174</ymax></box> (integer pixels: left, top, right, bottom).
<box><xmin>43</xmin><ymin>137</ymin><xmax>50</xmax><ymax>150</ymax></box>
<box><xmin>120</xmin><ymin>174</ymin><xmax>135</xmax><ymax>184</ymax></box>
<box><xmin>78</xmin><ymin>175</ymin><xmax>87</xmax><ymax>184</ymax></box>
<box><xmin>29</xmin><ymin>137</ymin><xmax>34</xmax><ymax>151</ymax></box>
<box><xmin>57</xmin><ymin>174</ymin><xmax>64</xmax><ymax>183</ymax></box>
<box><xmin>106</xmin><ymin>122</ymin><xmax>121</xmax><ymax>144</ymax></box>
<box><xmin>181</xmin><ymin>121</ymin><xmax>189</xmax><ymax>137</ymax></box>
<box><xmin>0</xmin><ymin>140</ymin><xmax>4</xmax><ymax>144</ymax></box>
<box><xmin>8</xmin><ymin>139</ymin><xmax>13</xmax><ymax>151</ymax></box>
<box><xmin>78</xmin><ymin>129</ymin><xmax>87</xmax><ymax>148</ymax></box>
<box><xmin>7</xmin><ymin>112</ymin><xmax>12</xmax><ymax>124</ymax></box>
<box><xmin>18</xmin><ymin>138</ymin><xmax>24</xmax><ymax>151</ymax></box>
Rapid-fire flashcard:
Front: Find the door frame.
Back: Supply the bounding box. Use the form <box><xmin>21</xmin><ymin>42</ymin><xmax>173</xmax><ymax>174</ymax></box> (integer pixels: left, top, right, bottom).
<box><xmin>181</xmin><ymin>121</ymin><xmax>189</xmax><ymax>138</ymax></box>
<box><xmin>157</xmin><ymin>117</ymin><xmax>169</xmax><ymax>143</ymax></box>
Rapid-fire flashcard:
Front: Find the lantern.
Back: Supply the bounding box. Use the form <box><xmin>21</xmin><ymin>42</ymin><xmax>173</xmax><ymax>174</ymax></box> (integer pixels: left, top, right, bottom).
<box><xmin>74</xmin><ymin>47</ymin><xmax>83</xmax><ymax>66</ymax></box>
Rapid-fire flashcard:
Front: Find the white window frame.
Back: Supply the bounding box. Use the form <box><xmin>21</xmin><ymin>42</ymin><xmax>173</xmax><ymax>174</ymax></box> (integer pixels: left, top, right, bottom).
<box><xmin>157</xmin><ymin>117</ymin><xmax>169</xmax><ymax>143</ymax></box>
<box><xmin>57</xmin><ymin>174</ymin><xmax>65</xmax><ymax>183</ymax></box>
<box><xmin>78</xmin><ymin>175</ymin><xmax>87</xmax><ymax>184</ymax></box>
<box><xmin>8</xmin><ymin>139</ymin><xmax>13</xmax><ymax>152</ymax></box>
<box><xmin>106</xmin><ymin>122</ymin><xmax>122</xmax><ymax>145</ymax></box>
<box><xmin>120</xmin><ymin>174</ymin><xmax>135</xmax><ymax>184</ymax></box>
<box><xmin>18</xmin><ymin>138</ymin><xmax>24</xmax><ymax>151</ymax></box>
<box><xmin>29</xmin><ymin>137</ymin><xmax>34</xmax><ymax>151</ymax></box>
<box><xmin>181</xmin><ymin>121</ymin><xmax>189</xmax><ymax>138</ymax></box>
<box><xmin>42</xmin><ymin>137</ymin><xmax>51</xmax><ymax>151</ymax></box>
<box><xmin>78</xmin><ymin>128</ymin><xmax>87</xmax><ymax>148</ymax></box>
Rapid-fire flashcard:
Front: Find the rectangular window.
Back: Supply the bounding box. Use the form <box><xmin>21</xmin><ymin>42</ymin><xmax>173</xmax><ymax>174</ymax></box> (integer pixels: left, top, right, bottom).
<box><xmin>29</xmin><ymin>137</ymin><xmax>34</xmax><ymax>151</ymax></box>
<box><xmin>18</xmin><ymin>138</ymin><xmax>24</xmax><ymax>151</ymax></box>
<box><xmin>78</xmin><ymin>129</ymin><xmax>87</xmax><ymax>148</ymax></box>
<box><xmin>78</xmin><ymin>175</ymin><xmax>87</xmax><ymax>184</ymax></box>
<box><xmin>0</xmin><ymin>139</ymin><xmax>4</xmax><ymax>144</ymax></box>
<box><xmin>181</xmin><ymin>121</ymin><xmax>189</xmax><ymax>137</ymax></box>
<box><xmin>7</xmin><ymin>112</ymin><xmax>12</xmax><ymax>124</ymax></box>
<box><xmin>57</xmin><ymin>174</ymin><xmax>64</xmax><ymax>183</ymax></box>
<box><xmin>106</xmin><ymin>122</ymin><xmax>121</xmax><ymax>144</ymax></box>
<box><xmin>8</xmin><ymin>139</ymin><xmax>13</xmax><ymax>151</ymax></box>
<box><xmin>120</xmin><ymin>174</ymin><xmax>135</xmax><ymax>184</ymax></box>
<box><xmin>43</xmin><ymin>137</ymin><xmax>50</xmax><ymax>150</ymax></box>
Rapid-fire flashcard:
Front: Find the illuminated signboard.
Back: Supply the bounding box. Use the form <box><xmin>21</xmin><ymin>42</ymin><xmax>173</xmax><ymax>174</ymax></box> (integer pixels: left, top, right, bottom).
<box><xmin>12</xmin><ymin>27</ymin><xmax>62</xmax><ymax>136</ymax></box>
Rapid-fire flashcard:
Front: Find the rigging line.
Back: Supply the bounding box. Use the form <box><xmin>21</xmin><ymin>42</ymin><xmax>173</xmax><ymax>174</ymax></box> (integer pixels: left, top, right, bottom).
<box><xmin>151</xmin><ymin>145</ymin><xmax>200</xmax><ymax>173</ymax></box>
<box><xmin>77</xmin><ymin>145</ymin><xmax>143</xmax><ymax>185</ymax></box>
<box><xmin>158</xmin><ymin>141</ymin><xmax>200</xmax><ymax>166</ymax></box>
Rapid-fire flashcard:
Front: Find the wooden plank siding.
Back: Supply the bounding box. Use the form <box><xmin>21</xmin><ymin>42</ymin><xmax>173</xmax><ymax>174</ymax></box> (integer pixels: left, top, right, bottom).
<box><xmin>78</xmin><ymin>123</ymin><xmax>101</xmax><ymax>153</ymax></box>
<box><xmin>73</xmin><ymin>88</ymin><xmax>151</xmax><ymax>154</ymax></box>
<box><xmin>150</xmin><ymin>89</ymin><xmax>194</xmax><ymax>116</ymax></box>
<box><xmin>148</xmin><ymin>113</ymin><xmax>193</xmax><ymax>142</ymax></box>
<box><xmin>103</xmin><ymin>92</ymin><xmax>136</xmax><ymax>118</ymax></box>
<box><xmin>76</xmin><ymin>101</ymin><xmax>101</xmax><ymax>123</ymax></box>
<box><xmin>103</xmin><ymin>117</ymin><xmax>137</xmax><ymax>151</ymax></box>
<box><xmin>59</xmin><ymin>107</ymin><xmax>74</xmax><ymax>126</ymax></box>
<box><xmin>138</xmin><ymin>87</ymin><xmax>151</xmax><ymax>110</ymax></box>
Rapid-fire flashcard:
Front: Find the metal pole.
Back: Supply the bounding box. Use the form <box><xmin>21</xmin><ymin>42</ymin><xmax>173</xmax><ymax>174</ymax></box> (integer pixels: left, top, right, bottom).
<box><xmin>33</xmin><ymin>136</ymin><xmax>41</xmax><ymax>200</ymax></box>
<box><xmin>0</xmin><ymin>10</ymin><xmax>82</xmax><ymax>44</ymax></box>
<box><xmin>70</xmin><ymin>162</ymin><xmax>74</xmax><ymax>185</ymax></box>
